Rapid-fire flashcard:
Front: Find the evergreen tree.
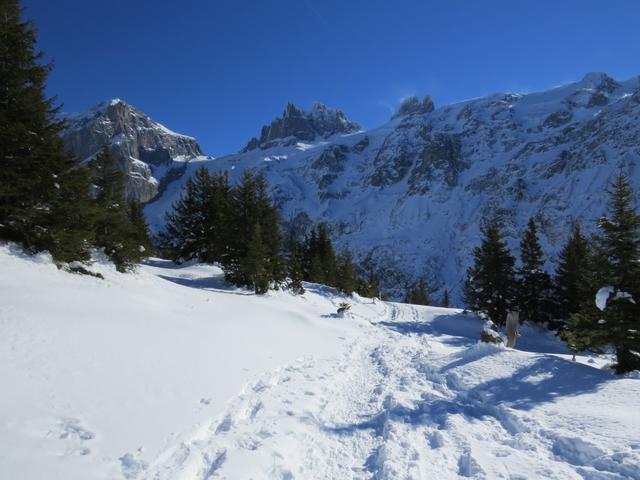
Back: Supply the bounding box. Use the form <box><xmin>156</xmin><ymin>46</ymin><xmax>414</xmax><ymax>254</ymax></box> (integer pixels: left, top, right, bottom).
<box><xmin>0</xmin><ymin>1</ymin><xmax>92</xmax><ymax>261</ymax></box>
<box><xmin>47</xmin><ymin>165</ymin><xmax>95</xmax><ymax>263</ymax></box>
<box><xmin>91</xmin><ymin>148</ymin><xmax>145</xmax><ymax>271</ymax></box>
<box><xmin>226</xmin><ymin>170</ymin><xmax>283</xmax><ymax>288</ymax></box>
<box><xmin>335</xmin><ymin>249</ymin><xmax>358</xmax><ymax>295</ymax></box>
<box><xmin>464</xmin><ymin>217</ymin><xmax>516</xmax><ymax>325</ymax></box>
<box><xmin>566</xmin><ymin>173</ymin><xmax>640</xmax><ymax>373</ymax></box>
<box><xmin>405</xmin><ymin>278</ymin><xmax>430</xmax><ymax>305</ymax></box>
<box><xmin>286</xmin><ymin>240</ymin><xmax>305</xmax><ymax>294</ymax></box>
<box><xmin>441</xmin><ymin>289</ymin><xmax>450</xmax><ymax>308</ymax></box>
<box><xmin>162</xmin><ymin>167</ymin><xmax>213</xmax><ymax>263</ymax></box>
<box><xmin>128</xmin><ymin>201</ymin><xmax>154</xmax><ymax>257</ymax></box>
<box><xmin>516</xmin><ymin>218</ymin><xmax>553</xmax><ymax>323</ymax></box>
<box><xmin>304</xmin><ymin>223</ymin><xmax>336</xmax><ymax>285</ymax></box>
<box><xmin>553</xmin><ymin>223</ymin><xmax>593</xmax><ymax>321</ymax></box>
<box><xmin>243</xmin><ymin>223</ymin><xmax>269</xmax><ymax>294</ymax></box>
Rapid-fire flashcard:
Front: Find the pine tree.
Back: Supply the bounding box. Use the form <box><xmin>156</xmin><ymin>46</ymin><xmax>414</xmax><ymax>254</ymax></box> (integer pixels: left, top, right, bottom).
<box><xmin>566</xmin><ymin>173</ymin><xmax>640</xmax><ymax>373</ymax></box>
<box><xmin>243</xmin><ymin>223</ymin><xmax>269</xmax><ymax>294</ymax></box>
<box><xmin>162</xmin><ymin>167</ymin><xmax>212</xmax><ymax>263</ymax></box>
<box><xmin>464</xmin><ymin>217</ymin><xmax>516</xmax><ymax>325</ymax></box>
<box><xmin>406</xmin><ymin>278</ymin><xmax>430</xmax><ymax>305</ymax></box>
<box><xmin>128</xmin><ymin>201</ymin><xmax>154</xmax><ymax>257</ymax></box>
<box><xmin>0</xmin><ymin>1</ymin><xmax>92</xmax><ymax>261</ymax></box>
<box><xmin>442</xmin><ymin>289</ymin><xmax>450</xmax><ymax>308</ymax></box>
<box><xmin>516</xmin><ymin>218</ymin><xmax>553</xmax><ymax>323</ymax></box>
<box><xmin>226</xmin><ymin>170</ymin><xmax>283</xmax><ymax>288</ymax></box>
<box><xmin>304</xmin><ymin>223</ymin><xmax>336</xmax><ymax>285</ymax></box>
<box><xmin>553</xmin><ymin>223</ymin><xmax>593</xmax><ymax>321</ymax></box>
<box><xmin>91</xmin><ymin>148</ymin><xmax>145</xmax><ymax>271</ymax></box>
<box><xmin>335</xmin><ymin>249</ymin><xmax>358</xmax><ymax>295</ymax></box>
<box><xmin>286</xmin><ymin>240</ymin><xmax>305</xmax><ymax>294</ymax></box>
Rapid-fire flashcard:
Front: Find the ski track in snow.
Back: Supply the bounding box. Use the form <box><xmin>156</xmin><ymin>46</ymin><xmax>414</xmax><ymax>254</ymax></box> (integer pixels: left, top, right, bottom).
<box><xmin>143</xmin><ymin>303</ymin><xmax>639</xmax><ymax>480</ymax></box>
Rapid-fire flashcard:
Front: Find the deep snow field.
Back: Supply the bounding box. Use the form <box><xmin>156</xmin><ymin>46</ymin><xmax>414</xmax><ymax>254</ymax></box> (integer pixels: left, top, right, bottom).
<box><xmin>1</xmin><ymin>244</ymin><xmax>639</xmax><ymax>479</ymax></box>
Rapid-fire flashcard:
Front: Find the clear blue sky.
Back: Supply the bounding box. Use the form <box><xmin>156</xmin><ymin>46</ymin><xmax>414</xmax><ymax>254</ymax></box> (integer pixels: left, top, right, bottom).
<box><xmin>24</xmin><ymin>0</ymin><xmax>640</xmax><ymax>155</ymax></box>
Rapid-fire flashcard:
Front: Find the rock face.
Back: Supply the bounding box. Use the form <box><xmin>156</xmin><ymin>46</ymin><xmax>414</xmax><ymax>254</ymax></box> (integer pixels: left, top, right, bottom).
<box><xmin>85</xmin><ymin>73</ymin><xmax>640</xmax><ymax>302</ymax></box>
<box><xmin>391</xmin><ymin>95</ymin><xmax>435</xmax><ymax>119</ymax></box>
<box><xmin>61</xmin><ymin>99</ymin><xmax>204</xmax><ymax>203</ymax></box>
<box><xmin>242</xmin><ymin>102</ymin><xmax>361</xmax><ymax>151</ymax></box>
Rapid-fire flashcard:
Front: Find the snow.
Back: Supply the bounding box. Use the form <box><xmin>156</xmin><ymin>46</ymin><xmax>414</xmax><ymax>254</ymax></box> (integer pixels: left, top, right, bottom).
<box><xmin>143</xmin><ymin>73</ymin><xmax>640</xmax><ymax>303</ymax></box>
<box><xmin>596</xmin><ymin>286</ymin><xmax>615</xmax><ymax>311</ymax></box>
<box><xmin>1</xmin><ymin>245</ymin><xmax>639</xmax><ymax>479</ymax></box>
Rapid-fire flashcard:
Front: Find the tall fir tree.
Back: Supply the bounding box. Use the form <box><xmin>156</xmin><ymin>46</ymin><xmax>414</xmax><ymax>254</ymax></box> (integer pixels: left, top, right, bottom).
<box><xmin>286</xmin><ymin>240</ymin><xmax>305</xmax><ymax>294</ymax></box>
<box><xmin>91</xmin><ymin>148</ymin><xmax>146</xmax><ymax>271</ymax></box>
<box><xmin>335</xmin><ymin>249</ymin><xmax>358</xmax><ymax>295</ymax></box>
<box><xmin>464</xmin><ymin>217</ymin><xmax>516</xmax><ymax>325</ymax></box>
<box><xmin>242</xmin><ymin>223</ymin><xmax>269</xmax><ymax>294</ymax></box>
<box><xmin>127</xmin><ymin>201</ymin><xmax>154</xmax><ymax>257</ymax></box>
<box><xmin>516</xmin><ymin>218</ymin><xmax>553</xmax><ymax>323</ymax></box>
<box><xmin>553</xmin><ymin>223</ymin><xmax>593</xmax><ymax>321</ymax></box>
<box><xmin>304</xmin><ymin>223</ymin><xmax>337</xmax><ymax>285</ymax></box>
<box><xmin>162</xmin><ymin>167</ymin><xmax>213</xmax><ymax>263</ymax></box>
<box><xmin>441</xmin><ymin>289</ymin><xmax>450</xmax><ymax>308</ymax></box>
<box><xmin>405</xmin><ymin>278</ymin><xmax>430</xmax><ymax>305</ymax></box>
<box><xmin>0</xmin><ymin>0</ymin><xmax>92</xmax><ymax>261</ymax></box>
<box><xmin>566</xmin><ymin>173</ymin><xmax>640</xmax><ymax>373</ymax></box>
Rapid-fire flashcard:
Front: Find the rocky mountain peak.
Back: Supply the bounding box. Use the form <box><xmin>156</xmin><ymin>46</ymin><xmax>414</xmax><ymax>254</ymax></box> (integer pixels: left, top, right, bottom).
<box><xmin>392</xmin><ymin>95</ymin><xmax>435</xmax><ymax>120</ymax></box>
<box><xmin>242</xmin><ymin>102</ymin><xmax>361</xmax><ymax>152</ymax></box>
<box><xmin>61</xmin><ymin>99</ymin><xmax>203</xmax><ymax>203</ymax></box>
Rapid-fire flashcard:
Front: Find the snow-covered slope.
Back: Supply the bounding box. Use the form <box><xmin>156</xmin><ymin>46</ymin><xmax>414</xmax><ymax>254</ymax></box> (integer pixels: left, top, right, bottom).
<box><xmin>142</xmin><ymin>72</ymin><xmax>640</xmax><ymax>301</ymax></box>
<box><xmin>1</xmin><ymin>245</ymin><xmax>639</xmax><ymax>479</ymax></box>
<box><xmin>62</xmin><ymin>99</ymin><xmax>206</xmax><ymax>202</ymax></box>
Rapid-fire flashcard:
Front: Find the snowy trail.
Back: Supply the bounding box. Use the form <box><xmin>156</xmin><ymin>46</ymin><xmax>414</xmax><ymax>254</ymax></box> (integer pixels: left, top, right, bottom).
<box><xmin>144</xmin><ymin>303</ymin><xmax>640</xmax><ymax>480</ymax></box>
<box><xmin>2</xmin><ymin>249</ymin><xmax>638</xmax><ymax>480</ymax></box>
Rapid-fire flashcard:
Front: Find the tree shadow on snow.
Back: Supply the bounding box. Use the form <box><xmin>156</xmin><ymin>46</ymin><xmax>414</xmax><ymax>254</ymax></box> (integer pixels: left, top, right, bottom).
<box><xmin>462</xmin><ymin>355</ymin><xmax>613</xmax><ymax>411</ymax></box>
<box><xmin>157</xmin><ymin>274</ymin><xmax>253</xmax><ymax>296</ymax></box>
<box><xmin>378</xmin><ymin>313</ymin><xmax>483</xmax><ymax>348</ymax></box>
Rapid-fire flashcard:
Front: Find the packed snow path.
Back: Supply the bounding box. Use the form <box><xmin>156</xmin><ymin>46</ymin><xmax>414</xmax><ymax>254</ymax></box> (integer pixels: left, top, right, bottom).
<box><xmin>146</xmin><ymin>304</ymin><xmax>640</xmax><ymax>480</ymax></box>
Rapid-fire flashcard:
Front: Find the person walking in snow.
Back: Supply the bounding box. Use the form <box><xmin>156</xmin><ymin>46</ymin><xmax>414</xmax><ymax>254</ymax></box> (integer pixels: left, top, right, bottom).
<box><xmin>505</xmin><ymin>310</ymin><xmax>520</xmax><ymax>348</ymax></box>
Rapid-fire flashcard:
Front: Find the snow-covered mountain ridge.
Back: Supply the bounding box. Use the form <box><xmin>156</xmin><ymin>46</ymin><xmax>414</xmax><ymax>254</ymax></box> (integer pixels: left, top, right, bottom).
<box><xmin>64</xmin><ymin>72</ymin><xmax>640</xmax><ymax>300</ymax></box>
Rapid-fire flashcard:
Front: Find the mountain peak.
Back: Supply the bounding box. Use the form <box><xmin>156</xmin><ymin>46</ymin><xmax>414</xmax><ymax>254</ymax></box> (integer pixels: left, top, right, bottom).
<box><xmin>243</xmin><ymin>102</ymin><xmax>361</xmax><ymax>151</ymax></box>
<box><xmin>391</xmin><ymin>95</ymin><xmax>435</xmax><ymax>120</ymax></box>
<box><xmin>577</xmin><ymin>72</ymin><xmax>619</xmax><ymax>92</ymax></box>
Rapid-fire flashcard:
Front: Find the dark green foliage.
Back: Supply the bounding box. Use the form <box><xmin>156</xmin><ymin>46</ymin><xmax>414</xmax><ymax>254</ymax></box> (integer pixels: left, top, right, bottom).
<box><xmin>286</xmin><ymin>241</ymin><xmax>305</xmax><ymax>294</ymax></box>
<box><xmin>464</xmin><ymin>217</ymin><xmax>516</xmax><ymax>325</ymax></box>
<box><xmin>405</xmin><ymin>278</ymin><xmax>430</xmax><ymax>305</ymax></box>
<box><xmin>162</xmin><ymin>168</ymin><xmax>232</xmax><ymax>263</ymax></box>
<box><xmin>0</xmin><ymin>1</ymin><xmax>92</xmax><ymax>262</ymax></box>
<box><xmin>47</xmin><ymin>166</ymin><xmax>94</xmax><ymax>263</ymax></box>
<box><xmin>516</xmin><ymin>218</ymin><xmax>553</xmax><ymax>323</ymax></box>
<box><xmin>225</xmin><ymin>171</ymin><xmax>283</xmax><ymax>290</ymax></box>
<box><xmin>91</xmin><ymin>148</ymin><xmax>147</xmax><ymax>271</ymax></box>
<box><xmin>565</xmin><ymin>174</ymin><xmax>640</xmax><ymax>373</ymax></box>
<box><xmin>553</xmin><ymin>224</ymin><xmax>593</xmax><ymax>321</ymax></box>
<box><xmin>242</xmin><ymin>223</ymin><xmax>269</xmax><ymax>294</ymax></box>
<box><xmin>441</xmin><ymin>289</ymin><xmax>450</xmax><ymax>308</ymax></box>
<box><xmin>162</xmin><ymin>168</ymin><xmax>284</xmax><ymax>293</ymax></box>
<box><xmin>335</xmin><ymin>250</ymin><xmax>358</xmax><ymax>295</ymax></box>
<box><xmin>303</xmin><ymin>223</ymin><xmax>337</xmax><ymax>285</ymax></box>
<box><xmin>128</xmin><ymin>201</ymin><xmax>154</xmax><ymax>257</ymax></box>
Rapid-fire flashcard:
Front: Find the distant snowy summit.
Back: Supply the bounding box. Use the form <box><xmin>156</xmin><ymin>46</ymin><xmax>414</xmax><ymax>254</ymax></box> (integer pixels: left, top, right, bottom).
<box><xmin>242</xmin><ymin>101</ymin><xmax>362</xmax><ymax>152</ymax></box>
<box><xmin>61</xmin><ymin>99</ymin><xmax>205</xmax><ymax>203</ymax></box>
